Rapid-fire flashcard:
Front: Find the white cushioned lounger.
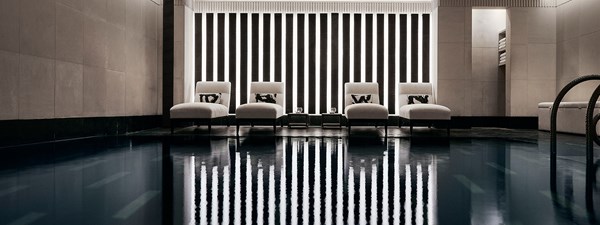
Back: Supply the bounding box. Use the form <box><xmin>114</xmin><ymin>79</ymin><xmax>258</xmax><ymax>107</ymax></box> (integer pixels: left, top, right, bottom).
<box><xmin>538</xmin><ymin>101</ymin><xmax>600</xmax><ymax>135</ymax></box>
<box><xmin>236</xmin><ymin>82</ymin><xmax>285</xmax><ymax>134</ymax></box>
<box><xmin>398</xmin><ymin>83</ymin><xmax>451</xmax><ymax>136</ymax></box>
<box><xmin>344</xmin><ymin>82</ymin><xmax>389</xmax><ymax>135</ymax></box>
<box><xmin>170</xmin><ymin>81</ymin><xmax>231</xmax><ymax>134</ymax></box>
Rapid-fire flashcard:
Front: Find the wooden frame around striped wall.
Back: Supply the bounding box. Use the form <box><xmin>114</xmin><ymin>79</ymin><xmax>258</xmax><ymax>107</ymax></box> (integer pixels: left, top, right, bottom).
<box><xmin>195</xmin><ymin>12</ymin><xmax>431</xmax><ymax>115</ymax></box>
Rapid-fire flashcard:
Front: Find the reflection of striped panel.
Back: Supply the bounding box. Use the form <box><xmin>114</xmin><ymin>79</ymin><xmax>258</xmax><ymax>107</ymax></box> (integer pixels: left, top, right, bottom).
<box><xmin>189</xmin><ymin>138</ymin><xmax>436</xmax><ymax>224</ymax></box>
<box><xmin>195</xmin><ymin>13</ymin><xmax>431</xmax><ymax>114</ymax></box>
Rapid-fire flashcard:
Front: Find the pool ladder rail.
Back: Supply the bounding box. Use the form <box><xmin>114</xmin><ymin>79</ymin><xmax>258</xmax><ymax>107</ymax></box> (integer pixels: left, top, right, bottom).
<box><xmin>550</xmin><ymin>74</ymin><xmax>600</xmax><ymax>215</ymax></box>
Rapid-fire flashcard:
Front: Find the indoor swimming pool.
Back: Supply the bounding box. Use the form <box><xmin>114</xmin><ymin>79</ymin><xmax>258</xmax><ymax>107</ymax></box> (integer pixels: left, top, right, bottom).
<box><xmin>0</xmin><ymin>135</ymin><xmax>598</xmax><ymax>225</ymax></box>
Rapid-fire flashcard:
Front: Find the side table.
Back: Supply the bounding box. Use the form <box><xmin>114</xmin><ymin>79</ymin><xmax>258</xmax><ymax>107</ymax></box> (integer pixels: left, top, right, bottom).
<box><xmin>321</xmin><ymin>113</ymin><xmax>343</xmax><ymax>128</ymax></box>
<box><xmin>288</xmin><ymin>113</ymin><xmax>309</xmax><ymax>128</ymax></box>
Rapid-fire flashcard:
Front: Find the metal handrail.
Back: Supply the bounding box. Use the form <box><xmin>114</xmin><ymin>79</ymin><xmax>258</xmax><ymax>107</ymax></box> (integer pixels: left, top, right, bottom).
<box><xmin>550</xmin><ymin>74</ymin><xmax>600</xmax><ymax>212</ymax></box>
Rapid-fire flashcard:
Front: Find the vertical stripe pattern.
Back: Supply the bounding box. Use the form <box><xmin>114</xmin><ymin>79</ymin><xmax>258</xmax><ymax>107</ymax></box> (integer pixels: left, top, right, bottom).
<box><xmin>195</xmin><ymin>13</ymin><xmax>430</xmax><ymax>114</ymax></box>
<box><xmin>190</xmin><ymin>138</ymin><xmax>437</xmax><ymax>225</ymax></box>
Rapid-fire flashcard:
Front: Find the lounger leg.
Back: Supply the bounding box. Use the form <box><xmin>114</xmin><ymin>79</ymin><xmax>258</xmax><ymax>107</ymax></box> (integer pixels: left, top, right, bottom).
<box><xmin>208</xmin><ymin>123</ymin><xmax>212</xmax><ymax>134</ymax></box>
<box><xmin>447</xmin><ymin>121</ymin><xmax>451</xmax><ymax>137</ymax></box>
<box><xmin>410</xmin><ymin>123</ymin><xmax>413</xmax><ymax>135</ymax></box>
<box><xmin>171</xmin><ymin>126</ymin><xmax>174</xmax><ymax>135</ymax></box>
<box><xmin>226</xmin><ymin>117</ymin><xmax>230</xmax><ymax>127</ymax></box>
<box><xmin>385</xmin><ymin>122</ymin><xmax>388</xmax><ymax>136</ymax></box>
<box><xmin>236</xmin><ymin>124</ymin><xmax>240</xmax><ymax>136</ymax></box>
<box><xmin>348</xmin><ymin>121</ymin><xmax>351</xmax><ymax>134</ymax></box>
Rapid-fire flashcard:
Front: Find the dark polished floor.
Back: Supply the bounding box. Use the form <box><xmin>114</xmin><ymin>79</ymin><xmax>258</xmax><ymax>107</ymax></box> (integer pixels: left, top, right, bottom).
<box><xmin>0</xmin><ymin>128</ymin><xmax>599</xmax><ymax>225</ymax></box>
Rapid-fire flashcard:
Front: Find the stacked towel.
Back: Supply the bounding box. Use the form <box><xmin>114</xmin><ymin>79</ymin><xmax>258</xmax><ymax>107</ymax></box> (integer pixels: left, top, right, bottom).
<box><xmin>498</xmin><ymin>38</ymin><xmax>507</xmax><ymax>51</ymax></box>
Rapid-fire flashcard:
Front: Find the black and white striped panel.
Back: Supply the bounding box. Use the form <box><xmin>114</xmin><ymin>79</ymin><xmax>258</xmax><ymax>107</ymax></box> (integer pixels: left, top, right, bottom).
<box><xmin>195</xmin><ymin>13</ymin><xmax>430</xmax><ymax>114</ymax></box>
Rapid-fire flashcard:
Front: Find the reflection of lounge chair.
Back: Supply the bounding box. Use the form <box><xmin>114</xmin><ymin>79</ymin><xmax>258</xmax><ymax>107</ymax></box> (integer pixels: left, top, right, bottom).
<box><xmin>236</xmin><ymin>82</ymin><xmax>285</xmax><ymax>135</ymax></box>
<box><xmin>344</xmin><ymin>82</ymin><xmax>389</xmax><ymax>135</ymax></box>
<box><xmin>398</xmin><ymin>83</ymin><xmax>451</xmax><ymax>136</ymax></box>
<box><xmin>170</xmin><ymin>82</ymin><xmax>231</xmax><ymax>134</ymax></box>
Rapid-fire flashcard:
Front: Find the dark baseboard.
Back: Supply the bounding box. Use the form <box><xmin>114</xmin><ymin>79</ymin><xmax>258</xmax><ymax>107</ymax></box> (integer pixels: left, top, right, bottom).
<box><xmin>451</xmin><ymin>116</ymin><xmax>538</xmax><ymax>129</ymax></box>
<box><xmin>0</xmin><ymin>115</ymin><xmax>161</xmax><ymax>147</ymax></box>
<box><xmin>214</xmin><ymin>115</ymin><xmax>537</xmax><ymax>129</ymax></box>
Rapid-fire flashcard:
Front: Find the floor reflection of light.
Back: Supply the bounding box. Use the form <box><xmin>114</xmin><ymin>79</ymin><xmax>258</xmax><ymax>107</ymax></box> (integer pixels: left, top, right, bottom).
<box><xmin>269</xmin><ymin>165</ymin><xmax>275</xmax><ymax>225</ymax></box>
<box><xmin>314</xmin><ymin>139</ymin><xmax>321</xmax><ymax>225</ymax></box>
<box><xmin>303</xmin><ymin>140</ymin><xmax>310</xmax><ymax>225</ymax></box>
<box><xmin>246</xmin><ymin>154</ymin><xmax>252</xmax><ymax>225</ymax></box>
<box><xmin>394</xmin><ymin>139</ymin><xmax>401</xmax><ymax>224</ymax></box>
<box><xmin>405</xmin><ymin>164</ymin><xmax>412</xmax><ymax>224</ymax></box>
<box><xmin>382</xmin><ymin>150</ymin><xmax>389</xmax><ymax>225</ymax></box>
<box><xmin>200</xmin><ymin>163</ymin><xmax>208</xmax><ymax>225</ymax></box>
<box><xmin>222</xmin><ymin>165</ymin><xmax>230</xmax><ymax>225</ymax></box>
<box><xmin>280</xmin><ymin>138</ymin><xmax>287</xmax><ymax>225</ymax></box>
<box><xmin>428</xmin><ymin>161</ymin><xmax>437</xmax><ymax>225</ymax></box>
<box><xmin>416</xmin><ymin>163</ymin><xmax>423</xmax><ymax>225</ymax></box>
<box><xmin>325</xmin><ymin>140</ymin><xmax>333</xmax><ymax>225</ymax></box>
<box><xmin>292</xmin><ymin>142</ymin><xmax>298</xmax><ymax>225</ymax></box>
<box><xmin>234</xmin><ymin>153</ymin><xmax>241</xmax><ymax>225</ymax></box>
<box><xmin>336</xmin><ymin>139</ymin><xmax>344</xmax><ymax>225</ymax></box>
<box><xmin>211</xmin><ymin>166</ymin><xmax>219</xmax><ymax>225</ymax></box>
<box><xmin>186</xmin><ymin>138</ymin><xmax>439</xmax><ymax>225</ymax></box>
<box><xmin>348</xmin><ymin>166</ymin><xmax>355</xmax><ymax>225</ymax></box>
<box><xmin>371</xmin><ymin>163</ymin><xmax>378</xmax><ymax>225</ymax></box>
<box><xmin>184</xmin><ymin>157</ymin><xmax>195</xmax><ymax>225</ymax></box>
<box><xmin>359</xmin><ymin>165</ymin><xmax>366</xmax><ymax>225</ymax></box>
<box><xmin>257</xmin><ymin>162</ymin><xmax>264</xmax><ymax>225</ymax></box>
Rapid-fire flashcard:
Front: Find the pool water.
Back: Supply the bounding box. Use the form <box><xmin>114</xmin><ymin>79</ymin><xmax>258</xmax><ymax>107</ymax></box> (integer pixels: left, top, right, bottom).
<box><xmin>0</xmin><ymin>135</ymin><xmax>598</xmax><ymax>225</ymax></box>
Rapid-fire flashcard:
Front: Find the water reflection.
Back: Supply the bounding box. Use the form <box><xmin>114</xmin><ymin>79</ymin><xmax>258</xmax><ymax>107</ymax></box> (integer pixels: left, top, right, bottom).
<box><xmin>179</xmin><ymin>137</ymin><xmax>437</xmax><ymax>225</ymax></box>
<box><xmin>0</xmin><ymin>136</ymin><xmax>599</xmax><ymax>225</ymax></box>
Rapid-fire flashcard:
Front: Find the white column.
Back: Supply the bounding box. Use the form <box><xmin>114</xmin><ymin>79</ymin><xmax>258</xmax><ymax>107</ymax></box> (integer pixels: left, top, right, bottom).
<box><xmin>373</xmin><ymin>14</ymin><xmax>378</xmax><ymax>83</ymax></box>
<box><xmin>395</xmin><ymin>14</ymin><xmax>401</xmax><ymax>113</ymax></box>
<box><xmin>201</xmin><ymin>13</ymin><xmax>207</xmax><ymax>82</ymax></box>
<box><xmin>383</xmin><ymin>14</ymin><xmax>389</xmax><ymax>109</ymax></box>
<box><xmin>326</xmin><ymin>13</ymin><xmax>332</xmax><ymax>111</ymax></box>
<box><xmin>235</xmin><ymin>13</ymin><xmax>241</xmax><ymax>109</ymax></box>
<box><xmin>315</xmin><ymin>14</ymin><xmax>321</xmax><ymax>114</ymax></box>
<box><xmin>304</xmin><ymin>15</ymin><xmax>309</xmax><ymax>113</ymax></box>
<box><xmin>349</xmin><ymin>14</ymin><xmax>354</xmax><ymax>83</ymax></box>
<box><xmin>361</xmin><ymin>13</ymin><xmax>366</xmax><ymax>82</ymax></box>
<box><xmin>292</xmin><ymin>14</ymin><xmax>298</xmax><ymax>112</ymax></box>
<box><xmin>213</xmin><ymin>15</ymin><xmax>218</xmax><ymax>81</ymax></box>
<box><xmin>406</xmin><ymin>15</ymin><xmax>412</xmax><ymax>83</ymax></box>
<box><xmin>338</xmin><ymin>14</ymin><xmax>344</xmax><ymax>111</ymax></box>
<box><xmin>270</xmin><ymin>13</ymin><xmax>276</xmax><ymax>82</ymax></box>
<box><xmin>259</xmin><ymin>14</ymin><xmax>264</xmax><ymax>82</ymax></box>
<box><xmin>224</xmin><ymin>14</ymin><xmax>230</xmax><ymax>82</ymax></box>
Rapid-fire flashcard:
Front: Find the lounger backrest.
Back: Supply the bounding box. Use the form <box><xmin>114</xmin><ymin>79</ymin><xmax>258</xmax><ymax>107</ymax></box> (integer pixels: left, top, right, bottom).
<box><xmin>398</xmin><ymin>83</ymin><xmax>434</xmax><ymax>106</ymax></box>
<box><xmin>344</xmin><ymin>82</ymin><xmax>380</xmax><ymax>107</ymax></box>
<box><xmin>249</xmin><ymin>82</ymin><xmax>285</xmax><ymax>108</ymax></box>
<box><xmin>196</xmin><ymin>81</ymin><xmax>231</xmax><ymax>110</ymax></box>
